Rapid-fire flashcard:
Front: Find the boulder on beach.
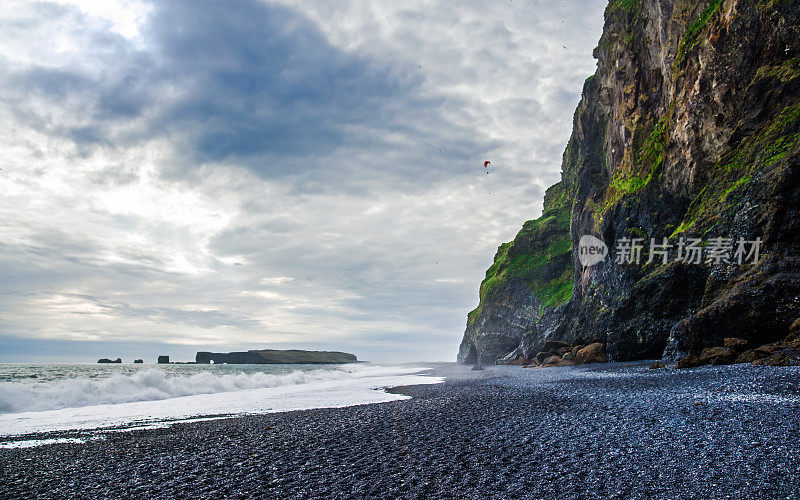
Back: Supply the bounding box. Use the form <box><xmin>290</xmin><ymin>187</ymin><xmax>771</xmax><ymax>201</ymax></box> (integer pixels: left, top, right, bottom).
<box><xmin>677</xmin><ymin>346</ymin><xmax>735</xmax><ymax>368</ymax></box>
<box><xmin>538</xmin><ymin>355</ymin><xmax>575</xmax><ymax>368</ymax></box>
<box><xmin>133</xmin><ymin>359</ymin><xmax>143</xmax><ymax>364</ymax></box>
<box><xmin>506</xmin><ymin>355</ymin><xmax>527</xmax><ymax>366</ymax></box>
<box><xmin>735</xmin><ymin>347</ymin><xmax>775</xmax><ymax>364</ymax></box>
<box><xmin>649</xmin><ymin>361</ymin><xmax>666</xmax><ymax>369</ymax></box>
<box><xmin>575</xmin><ymin>343</ymin><xmax>606</xmax><ymax>364</ymax></box>
<box><xmin>569</xmin><ymin>345</ymin><xmax>584</xmax><ymax>357</ymax></box>
<box><xmin>543</xmin><ymin>355</ymin><xmax>562</xmax><ymax>365</ymax></box>
<box><xmin>699</xmin><ymin>347</ymin><xmax>736</xmax><ymax>365</ymax></box>
<box><xmin>676</xmin><ymin>354</ymin><xmax>702</xmax><ymax>369</ymax></box>
<box><xmin>723</xmin><ymin>338</ymin><xmax>748</xmax><ymax>354</ymax></box>
<box><xmin>752</xmin><ymin>353</ymin><xmax>791</xmax><ymax>367</ymax></box>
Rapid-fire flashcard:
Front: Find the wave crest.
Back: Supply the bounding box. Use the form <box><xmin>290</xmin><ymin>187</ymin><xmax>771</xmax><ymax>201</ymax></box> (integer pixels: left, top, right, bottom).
<box><xmin>0</xmin><ymin>366</ymin><xmax>372</xmax><ymax>413</ymax></box>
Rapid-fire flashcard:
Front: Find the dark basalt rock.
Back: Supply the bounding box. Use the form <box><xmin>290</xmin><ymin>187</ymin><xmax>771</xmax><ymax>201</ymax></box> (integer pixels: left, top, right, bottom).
<box><xmin>98</xmin><ymin>358</ymin><xmax>121</xmax><ymax>363</ymax></box>
<box><xmin>460</xmin><ymin>0</ymin><xmax>800</xmax><ymax>366</ymax></box>
<box><xmin>133</xmin><ymin>359</ymin><xmax>143</xmax><ymax>364</ymax></box>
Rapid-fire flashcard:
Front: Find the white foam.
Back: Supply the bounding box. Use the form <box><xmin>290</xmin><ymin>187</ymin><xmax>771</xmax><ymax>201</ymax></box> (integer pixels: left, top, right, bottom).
<box><xmin>0</xmin><ymin>437</ymin><xmax>97</xmax><ymax>448</ymax></box>
<box><xmin>0</xmin><ymin>366</ymin><xmax>442</xmax><ymax>436</ymax></box>
<box><xmin>0</xmin><ymin>365</ymin><xmax>410</xmax><ymax>413</ymax></box>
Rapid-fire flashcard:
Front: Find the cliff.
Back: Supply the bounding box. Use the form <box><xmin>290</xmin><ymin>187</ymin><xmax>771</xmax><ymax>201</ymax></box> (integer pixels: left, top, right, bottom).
<box><xmin>196</xmin><ymin>349</ymin><xmax>358</xmax><ymax>364</ymax></box>
<box><xmin>459</xmin><ymin>0</ymin><xmax>800</xmax><ymax>364</ymax></box>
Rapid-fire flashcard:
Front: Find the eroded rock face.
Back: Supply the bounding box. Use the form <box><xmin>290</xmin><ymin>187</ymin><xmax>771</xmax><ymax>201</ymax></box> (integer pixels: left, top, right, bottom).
<box><xmin>460</xmin><ymin>0</ymin><xmax>800</xmax><ymax>365</ymax></box>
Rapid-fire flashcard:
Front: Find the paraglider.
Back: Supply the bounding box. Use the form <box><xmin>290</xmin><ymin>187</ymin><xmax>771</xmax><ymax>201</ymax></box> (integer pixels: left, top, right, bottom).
<box><xmin>484</xmin><ymin>161</ymin><xmax>491</xmax><ymax>168</ymax></box>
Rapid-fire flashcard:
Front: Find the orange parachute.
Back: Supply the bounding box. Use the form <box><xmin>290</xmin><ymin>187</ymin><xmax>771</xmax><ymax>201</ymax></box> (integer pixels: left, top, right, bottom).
<box><xmin>484</xmin><ymin>161</ymin><xmax>491</xmax><ymax>168</ymax></box>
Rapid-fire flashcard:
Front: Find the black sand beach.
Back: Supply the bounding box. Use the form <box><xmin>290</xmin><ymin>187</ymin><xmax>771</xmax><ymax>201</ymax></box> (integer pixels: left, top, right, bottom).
<box><xmin>2</xmin><ymin>362</ymin><xmax>800</xmax><ymax>499</ymax></box>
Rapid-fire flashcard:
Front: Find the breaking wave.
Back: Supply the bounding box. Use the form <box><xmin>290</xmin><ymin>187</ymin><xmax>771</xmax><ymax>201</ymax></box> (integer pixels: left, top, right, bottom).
<box><xmin>0</xmin><ymin>365</ymin><xmax>394</xmax><ymax>413</ymax></box>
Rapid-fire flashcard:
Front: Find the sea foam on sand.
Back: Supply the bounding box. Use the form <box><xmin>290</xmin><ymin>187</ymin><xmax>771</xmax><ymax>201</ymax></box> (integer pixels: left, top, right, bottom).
<box><xmin>0</xmin><ymin>365</ymin><xmax>442</xmax><ymax>437</ymax></box>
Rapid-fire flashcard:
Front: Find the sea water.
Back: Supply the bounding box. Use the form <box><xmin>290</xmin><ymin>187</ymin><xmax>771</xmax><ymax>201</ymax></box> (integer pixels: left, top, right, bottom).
<box><xmin>0</xmin><ymin>363</ymin><xmax>442</xmax><ymax>440</ymax></box>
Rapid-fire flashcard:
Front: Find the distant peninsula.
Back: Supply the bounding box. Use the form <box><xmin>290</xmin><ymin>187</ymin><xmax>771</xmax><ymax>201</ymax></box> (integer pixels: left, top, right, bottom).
<box><xmin>195</xmin><ymin>349</ymin><xmax>358</xmax><ymax>364</ymax></box>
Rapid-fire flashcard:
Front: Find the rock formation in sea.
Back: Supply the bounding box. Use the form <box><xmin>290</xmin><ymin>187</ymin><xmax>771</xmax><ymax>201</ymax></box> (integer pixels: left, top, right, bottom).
<box><xmin>195</xmin><ymin>349</ymin><xmax>358</xmax><ymax>364</ymax></box>
<box><xmin>459</xmin><ymin>0</ymin><xmax>800</xmax><ymax>365</ymax></box>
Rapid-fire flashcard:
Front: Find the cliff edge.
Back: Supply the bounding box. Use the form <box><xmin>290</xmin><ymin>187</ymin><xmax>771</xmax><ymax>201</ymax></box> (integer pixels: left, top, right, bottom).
<box><xmin>459</xmin><ymin>0</ymin><xmax>800</xmax><ymax>364</ymax></box>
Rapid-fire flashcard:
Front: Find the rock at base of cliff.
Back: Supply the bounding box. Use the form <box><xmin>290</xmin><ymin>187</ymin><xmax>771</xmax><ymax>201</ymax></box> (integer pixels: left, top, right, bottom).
<box><xmin>750</xmin><ymin>346</ymin><xmax>800</xmax><ymax>367</ymax></box>
<box><xmin>543</xmin><ymin>341</ymin><xmax>570</xmax><ymax>352</ymax></box>
<box><xmin>677</xmin><ymin>347</ymin><xmax>735</xmax><ymax>368</ymax></box>
<box><xmin>702</xmin><ymin>347</ymin><xmax>737</xmax><ymax>365</ymax></box>
<box><xmin>533</xmin><ymin>355</ymin><xmax>575</xmax><ymax>368</ymax></box>
<box><xmin>505</xmin><ymin>355</ymin><xmax>527</xmax><ymax>366</ymax></box>
<box><xmin>649</xmin><ymin>361</ymin><xmax>666</xmax><ymax>369</ymax></box>
<box><xmin>735</xmin><ymin>346</ymin><xmax>779</xmax><ymax>364</ymax></box>
<box><xmin>788</xmin><ymin>319</ymin><xmax>800</xmax><ymax>343</ymax></box>
<box><xmin>678</xmin><ymin>338</ymin><xmax>800</xmax><ymax>368</ymax></box>
<box><xmin>676</xmin><ymin>354</ymin><xmax>702</xmax><ymax>369</ymax></box>
<box><xmin>575</xmin><ymin>343</ymin><xmax>606</xmax><ymax>364</ymax></box>
<box><xmin>723</xmin><ymin>338</ymin><xmax>748</xmax><ymax>354</ymax></box>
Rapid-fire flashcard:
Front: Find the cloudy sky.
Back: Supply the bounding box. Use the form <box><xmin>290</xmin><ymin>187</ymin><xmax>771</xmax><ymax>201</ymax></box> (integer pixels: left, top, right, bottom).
<box><xmin>0</xmin><ymin>0</ymin><xmax>605</xmax><ymax>363</ymax></box>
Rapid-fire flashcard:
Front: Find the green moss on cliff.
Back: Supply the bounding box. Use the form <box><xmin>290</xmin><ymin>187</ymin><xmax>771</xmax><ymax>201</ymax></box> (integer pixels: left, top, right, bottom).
<box><xmin>672</xmin><ymin>102</ymin><xmax>800</xmax><ymax>237</ymax></box>
<box><xmin>674</xmin><ymin>0</ymin><xmax>724</xmax><ymax>66</ymax></box>
<box><xmin>595</xmin><ymin>114</ymin><xmax>670</xmax><ymax>227</ymax></box>
<box><xmin>755</xmin><ymin>57</ymin><xmax>800</xmax><ymax>83</ymax></box>
<box><xmin>606</xmin><ymin>0</ymin><xmax>637</xmax><ymax>16</ymax></box>
<box><xmin>536</xmin><ymin>269</ymin><xmax>575</xmax><ymax>310</ymax></box>
<box><xmin>467</xmin><ymin>182</ymin><xmax>573</xmax><ymax>325</ymax></box>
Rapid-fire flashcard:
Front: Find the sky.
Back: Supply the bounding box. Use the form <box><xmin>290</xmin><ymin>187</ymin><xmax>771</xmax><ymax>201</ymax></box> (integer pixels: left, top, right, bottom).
<box><xmin>0</xmin><ymin>0</ymin><xmax>606</xmax><ymax>363</ymax></box>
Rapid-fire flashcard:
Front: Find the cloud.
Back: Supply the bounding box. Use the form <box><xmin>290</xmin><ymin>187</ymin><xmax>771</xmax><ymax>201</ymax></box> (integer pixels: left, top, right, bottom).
<box><xmin>0</xmin><ymin>0</ymin><xmax>605</xmax><ymax>362</ymax></box>
<box><xmin>3</xmin><ymin>0</ymin><xmax>489</xmax><ymax>187</ymax></box>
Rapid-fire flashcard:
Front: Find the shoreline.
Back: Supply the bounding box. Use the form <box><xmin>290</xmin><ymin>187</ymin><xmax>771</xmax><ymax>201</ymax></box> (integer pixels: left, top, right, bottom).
<box><xmin>2</xmin><ymin>362</ymin><xmax>800</xmax><ymax>498</ymax></box>
<box><xmin>0</xmin><ymin>363</ymin><xmax>443</xmax><ymax>437</ymax></box>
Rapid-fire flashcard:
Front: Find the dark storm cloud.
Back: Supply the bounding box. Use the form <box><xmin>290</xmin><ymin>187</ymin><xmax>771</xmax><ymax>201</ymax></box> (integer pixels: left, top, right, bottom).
<box><xmin>3</xmin><ymin>0</ymin><xmax>485</xmax><ymax>184</ymax></box>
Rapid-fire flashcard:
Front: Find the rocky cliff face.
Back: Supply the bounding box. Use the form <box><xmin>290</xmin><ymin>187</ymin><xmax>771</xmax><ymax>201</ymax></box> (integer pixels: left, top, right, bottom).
<box><xmin>459</xmin><ymin>0</ymin><xmax>800</xmax><ymax>364</ymax></box>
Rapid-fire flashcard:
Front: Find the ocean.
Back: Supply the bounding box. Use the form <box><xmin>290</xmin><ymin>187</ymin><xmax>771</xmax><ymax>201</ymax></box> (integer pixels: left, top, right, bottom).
<box><xmin>0</xmin><ymin>363</ymin><xmax>442</xmax><ymax>443</ymax></box>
